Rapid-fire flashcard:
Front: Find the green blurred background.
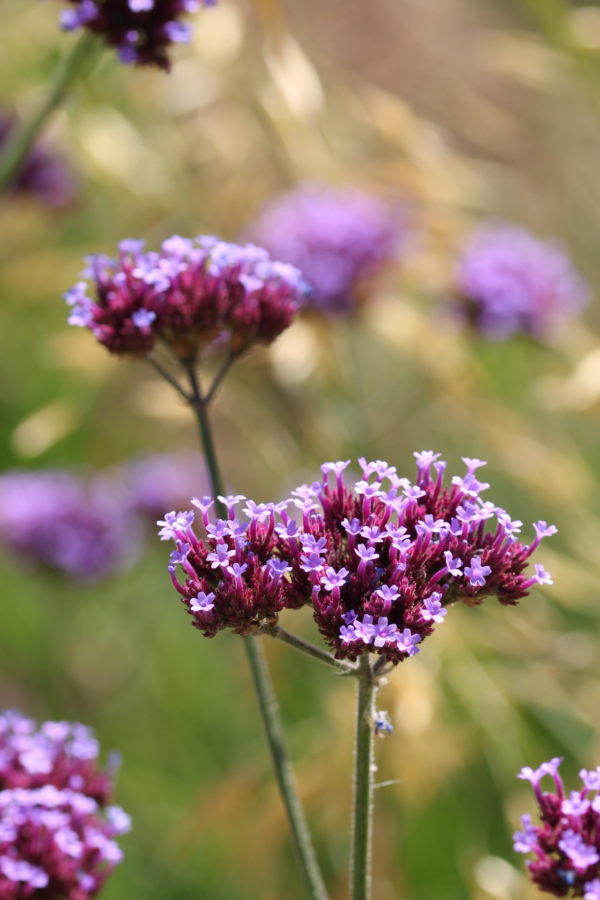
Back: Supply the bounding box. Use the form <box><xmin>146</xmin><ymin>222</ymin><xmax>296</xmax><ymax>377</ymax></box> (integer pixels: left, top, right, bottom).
<box><xmin>3</xmin><ymin>0</ymin><xmax>600</xmax><ymax>897</ymax></box>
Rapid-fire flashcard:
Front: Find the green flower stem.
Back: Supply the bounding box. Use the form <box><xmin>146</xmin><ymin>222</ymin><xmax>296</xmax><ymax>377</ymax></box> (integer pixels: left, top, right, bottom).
<box><xmin>0</xmin><ymin>31</ymin><xmax>100</xmax><ymax>196</ymax></box>
<box><xmin>183</xmin><ymin>365</ymin><xmax>329</xmax><ymax>900</ymax></box>
<box><xmin>351</xmin><ymin>656</ymin><xmax>376</xmax><ymax>900</ymax></box>
<box><xmin>262</xmin><ymin>622</ymin><xmax>358</xmax><ymax>676</ymax></box>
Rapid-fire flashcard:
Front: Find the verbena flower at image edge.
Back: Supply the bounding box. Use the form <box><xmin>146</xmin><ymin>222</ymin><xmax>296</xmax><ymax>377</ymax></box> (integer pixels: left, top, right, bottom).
<box><xmin>248</xmin><ymin>182</ymin><xmax>408</xmax><ymax>317</ymax></box>
<box><xmin>0</xmin><ymin>710</ymin><xmax>130</xmax><ymax>899</ymax></box>
<box><xmin>514</xmin><ymin>759</ymin><xmax>600</xmax><ymax>898</ymax></box>
<box><xmin>65</xmin><ymin>235</ymin><xmax>309</xmax><ymax>360</ymax></box>
<box><xmin>453</xmin><ymin>222</ymin><xmax>590</xmax><ymax>341</ymax></box>
<box><xmin>56</xmin><ymin>0</ymin><xmax>217</xmax><ymax>70</ymax></box>
<box><xmin>161</xmin><ymin>452</ymin><xmax>556</xmax><ymax>663</ymax></box>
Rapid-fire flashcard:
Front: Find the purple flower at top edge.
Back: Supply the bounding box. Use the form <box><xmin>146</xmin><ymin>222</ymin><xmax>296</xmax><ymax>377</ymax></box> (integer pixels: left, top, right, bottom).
<box><xmin>56</xmin><ymin>0</ymin><xmax>217</xmax><ymax>71</ymax></box>
<box><xmin>65</xmin><ymin>235</ymin><xmax>308</xmax><ymax>360</ymax></box>
<box><xmin>0</xmin><ymin>709</ymin><xmax>128</xmax><ymax>900</ymax></box>
<box><xmin>453</xmin><ymin>221</ymin><xmax>590</xmax><ymax>341</ymax></box>
<box><xmin>245</xmin><ymin>182</ymin><xmax>410</xmax><ymax>317</ymax></box>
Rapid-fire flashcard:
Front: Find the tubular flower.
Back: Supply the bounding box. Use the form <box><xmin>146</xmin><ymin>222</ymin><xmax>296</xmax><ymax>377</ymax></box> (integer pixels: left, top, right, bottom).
<box><xmin>247</xmin><ymin>182</ymin><xmax>408</xmax><ymax>317</ymax></box>
<box><xmin>163</xmin><ymin>453</ymin><xmax>555</xmax><ymax>663</ymax></box>
<box><xmin>0</xmin><ymin>710</ymin><xmax>130</xmax><ymax>899</ymax></box>
<box><xmin>514</xmin><ymin>759</ymin><xmax>600</xmax><ymax>897</ymax></box>
<box><xmin>65</xmin><ymin>236</ymin><xmax>308</xmax><ymax>360</ymax></box>
<box><xmin>453</xmin><ymin>222</ymin><xmax>590</xmax><ymax>341</ymax></box>
<box><xmin>57</xmin><ymin>0</ymin><xmax>216</xmax><ymax>70</ymax></box>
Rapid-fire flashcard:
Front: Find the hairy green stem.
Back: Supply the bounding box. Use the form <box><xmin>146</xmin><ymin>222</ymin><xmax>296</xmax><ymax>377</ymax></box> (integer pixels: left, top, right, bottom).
<box><xmin>182</xmin><ymin>364</ymin><xmax>329</xmax><ymax>900</ymax></box>
<box><xmin>262</xmin><ymin>622</ymin><xmax>358</xmax><ymax>676</ymax></box>
<box><xmin>0</xmin><ymin>32</ymin><xmax>99</xmax><ymax>195</ymax></box>
<box><xmin>351</xmin><ymin>656</ymin><xmax>376</xmax><ymax>900</ymax></box>
<box><xmin>244</xmin><ymin>636</ymin><xmax>330</xmax><ymax>900</ymax></box>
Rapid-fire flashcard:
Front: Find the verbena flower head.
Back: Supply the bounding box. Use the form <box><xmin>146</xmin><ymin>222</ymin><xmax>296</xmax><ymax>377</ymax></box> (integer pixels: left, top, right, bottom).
<box><xmin>57</xmin><ymin>0</ymin><xmax>216</xmax><ymax>70</ymax></box>
<box><xmin>0</xmin><ymin>470</ymin><xmax>139</xmax><ymax>582</ymax></box>
<box><xmin>65</xmin><ymin>236</ymin><xmax>308</xmax><ymax>361</ymax></box>
<box><xmin>0</xmin><ymin>709</ymin><xmax>130</xmax><ymax>899</ymax></box>
<box><xmin>247</xmin><ymin>182</ymin><xmax>408</xmax><ymax>317</ymax></box>
<box><xmin>454</xmin><ymin>222</ymin><xmax>590</xmax><ymax>341</ymax></box>
<box><xmin>163</xmin><ymin>453</ymin><xmax>555</xmax><ymax>664</ymax></box>
<box><xmin>514</xmin><ymin>759</ymin><xmax>600</xmax><ymax>897</ymax></box>
<box><xmin>0</xmin><ymin>115</ymin><xmax>75</xmax><ymax>208</ymax></box>
<box><xmin>118</xmin><ymin>451</ymin><xmax>207</xmax><ymax>519</ymax></box>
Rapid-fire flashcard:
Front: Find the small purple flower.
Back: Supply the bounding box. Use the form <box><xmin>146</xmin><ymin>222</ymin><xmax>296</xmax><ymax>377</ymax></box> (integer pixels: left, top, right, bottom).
<box><xmin>464</xmin><ymin>557</ymin><xmax>492</xmax><ymax>588</ymax></box>
<box><xmin>462</xmin><ymin>457</ymin><xmax>487</xmax><ymax>473</ymax></box>
<box><xmin>558</xmin><ymin>830</ymin><xmax>600</xmax><ymax>870</ymax></box>
<box><xmin>533</xmin><ymin>563</ymin><xmax>553</xmax><ymax>586</ymax></box>
<box><xmin>354</xmin><ymin>545</ymin><xmax>379</xmax><ymax>563</ymax></box>
<box><xmin>206</xmin><ymin>545</ymin><xmax>235</xmax><ymax>569</ymax></box>
<box><xmin>396</xmin><ymin>628</ymin><xmax>421</xmax><ymax>657</ymax></box>
<box><xmin>374</xmin><ymin>711</ymin><xmax>393</xmax><ymax>737</ymax></box>
<box><xmin>443</xmin><ymin>551</ymin><xmax>463</xmax><ymax>577</ymax></box>
<box><xmin>342</xmin><ymin>517</ymin><xmax>362</xmax><ymax>536</ymax></box>
<box><xmin>581</xmin><ymin>769</ymin><xmax>600</xmax><ymax>792</ymax></box>
<box><xmin>340</xmin><ymin>625</ymin><xmax>357</xmax><ymax>644</ymax></box>
<box><xmin>353</xmin><ymin>615</ymin><xmax>376</xmax><ymax>644</ymax></box>
<box><xmin>534</xmin><ymin>521</ymin><xmax>558</xmax><ymax>540</ymax></box>
<box><xmin>374</xmin><ymin>585</ymin><xmax>399</xmax><ymax>603</ymax></box>
<box><xmin>169</xmin><ymin>542</ymin><xmax>190</xmax><ymax>565</ymax></box>
<box><xmin>372</xmin><ymin>617</ymin><xmax>399</xmax><ymax>648</ymax></box>
<box><xmin>562</xmin><ymin>791</ymin><xmax>591</xmax><ymax>817</ymax></box>
<box><xmin>320</xmin><ymin>567</ymin><xmax>349</xmax><ymax>591</ymax></box>
<box><xmin>585</xmin><ymin>879</ymin><xmax>600</xmax><ymax>900</ymax></box>
<box><xmin>420</xmin><ymin>594</ymin><xmax>447</xmax><ymax>624</ymax></box>
<box><xmin>300</xmin><ymin>552</ymin><xmax>326</xmax><ymax>574</ymax></box>
<box><xmin>403</xmin><ymin>484</ymin><xmax>426</xmax><ymax>502</ymax></box>
<box><xmin>513</xmin><ymin>814</ymin><xmax>538</xmax><ymax>854</ymax></box>
<box><xmin>190</xmin><ymin>591</ymin><xmax>215</xmax><ymax>613</ymax></box>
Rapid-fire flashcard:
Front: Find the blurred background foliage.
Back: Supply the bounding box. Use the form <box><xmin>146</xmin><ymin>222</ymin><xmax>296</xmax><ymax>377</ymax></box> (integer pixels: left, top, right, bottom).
<box><xmin>3</xmin><ymin>0</ymin><xmax>600</xmax><ymax>898</ymax></box>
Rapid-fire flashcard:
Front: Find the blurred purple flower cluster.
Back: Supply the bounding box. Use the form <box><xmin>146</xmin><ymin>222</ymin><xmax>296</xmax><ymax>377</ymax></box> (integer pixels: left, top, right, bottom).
<box><xmin>0</xmin><ymin>709</ymin><xmax>129</xmax><ymax>899</ymax></box>
<box><xmin>454</xmin><ymin>222</ymin><xmax>590</xmax><ymax>341</ymax></box>
<box><xmin>164</xmin><ymin>452</ymin><xmax>555</xmax><ymax>663</ymax></box>
<box><xmin>58</xmin><ymin>0</ymin><xmax>216</xmax><ymax>70</ymax></box>
<box><xmin>0</xmin><ymin>452</ymin><xmax>206</xmax><ymax>581</ymax></box>
<box><xmin>0</xmin><ymin>115</ymin><xmax>75</xmax><ymax>208</ymax></box>
<box><xmin>65</xmin><ymin>236</ymin><xmax>308</xmax><ymax>361</ymax></box>
<box><xmin>514</xmin><ymin>758</ymin><xmax>600</xmax><ymax>897</ymax></box>
<box><xmin>248</xmin><ymin>182</ymin><xmax>408</xmax><ymax>317</ymax></box>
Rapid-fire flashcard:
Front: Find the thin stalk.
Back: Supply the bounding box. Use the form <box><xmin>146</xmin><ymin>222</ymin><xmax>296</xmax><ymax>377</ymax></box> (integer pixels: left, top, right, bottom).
<box><xmin>206</xmin><ymin>350</ymin><xmax>235</xmax><ymax>403</ymax></box>
<box><xmin>351</xmin><ymin>656</ymin><xmax>376</xmax><ymax>900</ymax></box>
<box><xmin>0</xmin><ymin>31</ymin><xmax>99</xmax><ymax>195</ymax></box>
<box><xmin>244</xmin><ymin>636</ymin><xmax>330</xmax><ymax>900</ymax></box>
<box><xmin>263</xmin><ymin>622</ymin><xmax>358</xmax><ymax>676</ymax></box>
<box><xmin>148</xmin><ymin>356</ymin><xmax>192</xmax><ymax>404</ymax></box>
<box><xmin>182</xmin><ymin>362</ymin><xmax>329</xmax><ymax>900</ymax></box>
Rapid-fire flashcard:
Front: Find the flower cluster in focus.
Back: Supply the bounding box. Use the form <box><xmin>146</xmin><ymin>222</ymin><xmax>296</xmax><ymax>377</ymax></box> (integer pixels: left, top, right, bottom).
<box><xmin>66</xmin><ymin>236</ymin><xmax>308</xmax><ymax>360</ymax></box>
<box><xmin>0</xmin><ymin>710</ymin><xmax>130</xmax><ymax>899</ymax></box>
<box><xmin>0</xmin><ymin>115</ymin><xmax>76</xmax><ymax>208</ymax></box>
<box><xmin>453</xmin><ymin>222</ymin><xmax>590</xmax><ymax>341</ymax></box>
<box><xmin>0</xmin><ymin>452</ymin><xmax>206</xmax><ymax>581</ymax></box>
<box><xmin>58</xmin><ymin>0</ymin><xmax>216</xmax><ymax>70</ymax></box>
<box><xmin>247</xmin><ymin>182</ymin><xmax>408</xmax><ymax>317</ymax></box>
<box><xmin>163</xmin><ymin>453</ymin><xmax>555</xmax><ymax>663</ymax></box>
<box><xmin>514</xmin><ymin>758</ymin><xmax>600</xmax><ymax>897</ymax></box>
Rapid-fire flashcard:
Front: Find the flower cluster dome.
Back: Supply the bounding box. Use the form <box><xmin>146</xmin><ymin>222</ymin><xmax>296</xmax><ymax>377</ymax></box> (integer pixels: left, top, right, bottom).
<box><xmin>0</xmin><ymin>710</ymin><xmax>129</xmax><ymax>899</ymax></box>
<box><xmin>454</xmin><ymin>222</ymin><xmax>590</xmax><ymax>341</ymax></box>
<box><xmin>58</xmin><ymin>0</ymin><xmax>216</xmax><ymax>70</ymax></box>
<box><xmin>162</xmin><ymin>452</ymin><xmax>556</xmax><ymax>664</ymax></box>
<box><xmin>247</xmin><ymin>182</ymin><xmax>408</xmax><ymax>317</ymax></box>
<box><xmin>65</xmin><ymin>236</ymin><xmax>308</xmax><ymax>360</ymax></box>
<box><xmin>515</xmin><ymin>759</ymin><xmax>600</xmax><ymax>898</ymax></box>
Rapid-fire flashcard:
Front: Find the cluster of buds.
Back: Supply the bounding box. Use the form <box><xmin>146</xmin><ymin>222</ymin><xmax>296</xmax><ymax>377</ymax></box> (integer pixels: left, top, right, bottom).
<box><xmin>162</xmin><ymin>452</ymin><xmax>555</xmax><ymax>664</ymax></box>
<box><xmin>65</xmin><ymin>236</ymin><xmax>308</xmax><ymax>362</ymax></box>
<box><xmin>58</xmin><ymin>0</ymin><xmax>216</xmax><ymax>70</ymax></box>
<box><xmin>248</xmin><ymin>182</ymin><xmax>408</xmax><ymax>317</ymax></box>
<box><xmin>453</xmin><ymin>222</ymin><xmax>589</xmax><ymax>341</ymax></box>
<box><xmin>514</xmin><ymin>759</ymin><xmax>600</xmax><ymax>898</ymax></box>
<box><xmin>0</xmin><ymin>710</ymin><xmax>129</xmax><ymax>899</ymax></box>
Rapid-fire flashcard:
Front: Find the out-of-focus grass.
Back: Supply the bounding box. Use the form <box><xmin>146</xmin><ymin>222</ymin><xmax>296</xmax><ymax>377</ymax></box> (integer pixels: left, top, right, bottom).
<box><xmin>3</xmin><ymin>0</ymin><xmax>600</xmax><ymax>898</ymax></box>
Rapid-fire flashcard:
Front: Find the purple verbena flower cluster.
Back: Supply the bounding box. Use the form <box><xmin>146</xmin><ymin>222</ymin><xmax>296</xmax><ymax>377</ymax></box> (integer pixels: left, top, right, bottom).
<box><xmin>58</xmin><ymin>0</ymin><xmax>216</xmax><ymax>70</ymax></box>
<box><xmin>514</xmin><ymin>758</ymin><xmax>600</xmax><ymax>897</ymax></box>
<box><xmin>0</xmin><ymin>710</ymin><xmax>129</xmax><ymax>900</ymax></box>
<box><xmin>0</xmin><ymin>115</ymin><xmax>75</xmax><ymax>208</ymax></box>
<box><xmin>0</xmin><ymin>453</ymin><xmax>205</xmax><ymax>581</ymax></box>
<box><xmin>247</xmin><ymin>182</ymin><xmax>408</xmax><ymax>317</ymax></box>
<box><xmin>454</xmin><ymin>222</ymin><xmax>590</xmax><ymax>341</ymax></box>
<box><xmin>163</xmin><ymin>452</ymin><xmax>555</xmax><ymax>664</ymax></box>
<box><xmin>0</xmin><ymin>470</ymin><xmax>138</xmax><ymax>582</ymax></box>
<box><xmin>66</xmin><ymin>236</ymin><xmax>308</xmax><ymax>360</ymax></box>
